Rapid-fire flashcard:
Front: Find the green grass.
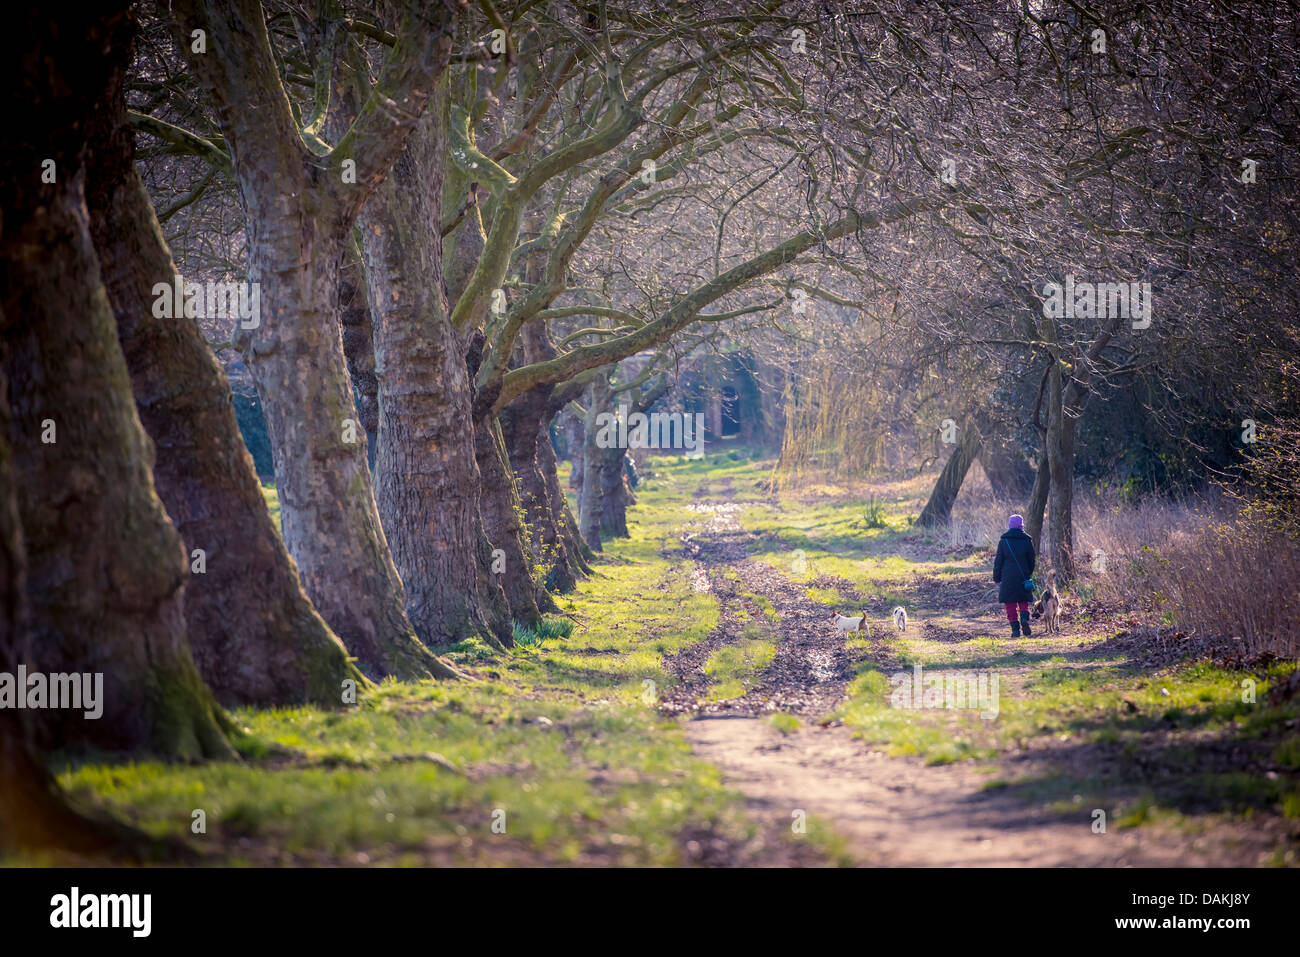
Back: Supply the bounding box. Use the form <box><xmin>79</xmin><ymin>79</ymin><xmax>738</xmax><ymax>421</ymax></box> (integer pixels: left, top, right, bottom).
<box><xmin>723</xmin><ymin>454</ymin><xmax>1300</xmax><ymax>839</ymax></box>
<box><xmin>29</xmin><ymin>450</ymin><xmax>1300</xmax><ymax>864</ymax></box>
<box><xmin>833</xmin><ymin>665</ymin><xmax>993</xmax><ymax>765</ymax></box>
<box><xmin>510</xmin><ymin>616</ymin><xmax>575</xmax><ymax>648</ymax></box>
<box><xmin>805</xmin><ymin>586</ymin><xmax>845</xmax><ymax>608</ymax></box>
<box><xmin>831</xmin><ymin>636</ymin><xmax>1300</xmax><ymax>761</ymax></box>
<box><xmin>861</xmin><ymin>496</ymin><xmax>889</xmax><ymax>529</ymax></box>
<box><xmin>58</xmin><ymin>683</ymin><xmax>759</xmax><ymax>865</ymax></box>
<box><xmin>37</xmin><ymin>453</ymin><xmax>830</xmax><ymax>866</ymax></box>
<box><xmin>829</xmin><ymin>649</ymin><xmax>1300</xmax><ymax>827</ymax></box>
<box><xmin>704</xmin><ymin>637</ymin><xmax>777</xmax><ymax>702</ymax></box>
<box><xmin>769</xmin><ymin>713</ymin><xmax>801</xmax><ymax>734</ymax></box>
<box><xmin>497</xmin><ymin>468</ymin><xmax>720</xmax><ymax>703</ymax></box>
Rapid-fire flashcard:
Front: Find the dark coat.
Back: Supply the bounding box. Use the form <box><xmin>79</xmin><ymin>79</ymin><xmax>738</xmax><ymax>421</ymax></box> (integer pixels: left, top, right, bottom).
<box><xmin>993</xmin><ymin>528</ymin><xmax>1036</xmax><ymax>603</ymax></box>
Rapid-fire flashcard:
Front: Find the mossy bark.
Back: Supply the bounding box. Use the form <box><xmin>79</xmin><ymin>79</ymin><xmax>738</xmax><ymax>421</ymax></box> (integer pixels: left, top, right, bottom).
<box><xmin>173</xmin><ymin>0</ymin><xmax>455</xmax><ymax>680</ymax></box>
<box><xmin>501</xmin><ymin>384</ymin><xmax>589</xmax><ymax>593</ymax></box>
<box><xmin>359</xmin><ymin>109</ymin><xmax>509</xmax><ymax>650</ymax></box>
<box><xmin>0</xmin><ymin>5</ymin><xmax>234</xmax><ymax>759</ymax></box>
<box><xmin>495</xmin><ymin>241</ymin><xmax>589</xmax><ymax>593</ymax></box>
<box><xmin>541</xmin><ymin>419</ymin><xmax>595</xmax><ymax>572</ymax></box>
<box><xmin>0</xmin><ymin>359</ymin><xmax>124</xmax><ymax>854</ymax></box>
<box><xmin>474</xmin><ymin>414</ymin><xmax>551</xmax><ymax>624</ymax></box>
<box><xmin>339</xmin><ymin>245</ymin><xmax>380</xmax><ymax>459</ymax></box>
<box><xmin>559</xmin><ymin>408</ymin><xmax>596</xmax><ymax>563</ymax></box>
<box><xmin>83</xmin><ymin>38</ymin><xmax>363</xmax><ymax>708</ymax></box>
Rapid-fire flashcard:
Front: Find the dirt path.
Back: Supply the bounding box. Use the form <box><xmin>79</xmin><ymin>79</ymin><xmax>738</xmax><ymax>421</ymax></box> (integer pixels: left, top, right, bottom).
<box><xmin>686</xmin><ymin>718</ymin><xmax>1198</xmax><ymax>866</ymax></box>
<box><xmin>664</xmin><ymin>488</ymin><xmax>1284</xmax><ymax>866</ymax></box>
<box><xmin>659</xmin><ymin>494</ymin><xmax>858</xmax><ymax>718</ymax></box>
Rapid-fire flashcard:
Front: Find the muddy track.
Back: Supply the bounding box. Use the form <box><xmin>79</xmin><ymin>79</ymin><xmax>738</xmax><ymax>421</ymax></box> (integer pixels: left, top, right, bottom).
<box><xmin>659</xmin><ymin>490</ymin><xmax>892</xmax><ymax>719</ymax></box>
<box><xmin>658</xmin><ymin>487</ymin><xmax>1284</xmax><ymax>866</ymax></box>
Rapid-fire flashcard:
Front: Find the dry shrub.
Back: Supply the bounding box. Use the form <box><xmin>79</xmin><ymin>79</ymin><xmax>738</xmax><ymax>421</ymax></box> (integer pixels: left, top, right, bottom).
<box><xmin>1073</xmin><ymin>493</ymin><xmax>1219</xmax><ymax>573</ymax></box>
<box><xmin>948</xmin><ymin>480</ymin><xmax>1298</xmax><ymax>658</ymax></box>
<box><xmin>1105</xmin><ymin>516</ymin><xmax>1300</xmax><ymax>659</ymax></box>
<box><xmin>946</xmin><ymin>498</ymin><xmax>1012</xmax><ymax>550</ymax></box>
<box><xmin>946</xmin><ymin>463</ymin><xmax>1015</xmax><ymax>549</ymax></box>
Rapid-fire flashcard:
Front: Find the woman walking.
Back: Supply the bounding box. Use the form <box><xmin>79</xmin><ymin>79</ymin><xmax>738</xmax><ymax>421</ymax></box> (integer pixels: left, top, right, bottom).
<box><xmin>993</xmin><ymin>514</ymin><xmax>1036</xmax><ymax>636</ymax></box>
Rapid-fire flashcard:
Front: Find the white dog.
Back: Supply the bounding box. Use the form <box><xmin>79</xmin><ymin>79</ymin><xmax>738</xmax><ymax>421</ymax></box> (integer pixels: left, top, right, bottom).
<box><xmin>891</xmin><ymin>606</ymin><xmax>908</xmax><ymax>633</ymax></box>
<box><xmin>831</xmin><ymin>612</ymin><xmax>869</xmax><ymax>637</ymax></box>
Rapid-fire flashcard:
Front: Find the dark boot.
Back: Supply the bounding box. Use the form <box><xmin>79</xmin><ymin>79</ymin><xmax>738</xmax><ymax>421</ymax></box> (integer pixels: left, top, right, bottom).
<box><xmin>1020</xmin><ymin>611</ymin><xmax>1033</xmax><ymax>637</ymax></box>
<box><xmin>1010</xmin><ymin>620</ymin><xmax>1020</xmax><ymax>638</ymax></box>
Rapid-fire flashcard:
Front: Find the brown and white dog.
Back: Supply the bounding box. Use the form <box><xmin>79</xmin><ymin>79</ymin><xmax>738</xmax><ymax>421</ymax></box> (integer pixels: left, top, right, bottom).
<box><xmin>1031</xmin><ymin>572</ymin><xmax>1061</xmax><ymax>634</ymax></box>
<box><xmin>831</xmin><ymin>612</ymin><xmax>870</xmax><ymax>637</ymax></box>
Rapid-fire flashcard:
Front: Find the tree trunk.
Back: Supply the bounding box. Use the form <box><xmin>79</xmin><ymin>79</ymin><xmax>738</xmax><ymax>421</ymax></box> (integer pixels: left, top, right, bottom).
<box><xmin>339</xmin><ymin>238</ymin><xmax>380</xmax><ymax>466</ymax></box>
<box><xmin>539</xmin><ymin>414</ymin><xmax>594</xmax><ymax>576</ymax></box>
<box><xmin>535</xmin><ymin>403</ymin><xmax>593</xmax><ymax>573</ymax></box>
<box><xmin>558</xmin><ymin>413</ymin><xmax>596</xmax><ymax>557</ymax></box>
<box><xmin>0</xmin><ymin>357</ymin><xmax>134</xmax><ymax>855</ymax></box>
<box><xmin>359</xmin><ymin>110</ymin><xmax>509</xmax><ymax>649</ymax></box>
<box><xmin>83</xmin><ymin>41</ymin><xmax>362</xmax><ymax>707</ymax></box>
<box><xmin>563</xmin><ymin>407</ymin><xmax>585</xmax><ymax>492</ymax></box>
<box><xmin>488</xmin><ymin>220</ymin><xmax>582</xmax><ymax>602</ymax></box>
<box><xmin>502</xmin><ymin>387</ymin><xmax>580</xmax><ymax>593</ymax></box>
<box><xmin>1046</xmin><ymin>363</ymin><xmax>1079</xmax><ymax>581</ymax></box>
<box><xmin>0</xmin><ymin>709</ymin><xmax>144</xmax><ymax>855</ymax></box>
<box><xmin>474</xmin><ymin>413</ymin><xmax>549</xmax><ymax>624</ymax></box>
<box><xmin>175</xmin><ymin>0</ymin><xmax>452</xmax><ymax>680</ymax></box>
<box><xmin>0</xmin><ymin>371</ymin><xmax>26</xmax><ymax>687</ymax></box>
<box><xmin>1025</xmin><ymin>455</ymin><xmax>1052</xmax><ymax>552</ymax></box>
<box><xmin>501</xmin><ymin>361</ymin><xmax>593</xmax><ymax>592</ymax></box>
<box><xmin>606</xmin><ymin>365</ymin><xmax>670</xmax><ymax>533</ymax></box>
<box><xmin>0</xmin><ymin>6</ymin><xmax>233</xmax><ymax>758</ymax></box>
<box><xmin>579</xmin><ymin>380</ymin><xmax>612</xmax><ymax>550</ymax></box>
<box><xmin>570</xmin><ymin>436</ymin><xmax>586</xmax><ymax>506</ymax></box>
<box><xmin>244</xmin><ymin>230</ymin><xmax>438</xmax><ymax>679</ymax></box>
<box><xmin>918</xmin><ymin>419</ymin><xmax>982</xmax><ymax>527</ymax></box>
<box><xmin>600</xmin><ymin>444</ymin><xmax>631</xmax><ymax>538</ymax></box>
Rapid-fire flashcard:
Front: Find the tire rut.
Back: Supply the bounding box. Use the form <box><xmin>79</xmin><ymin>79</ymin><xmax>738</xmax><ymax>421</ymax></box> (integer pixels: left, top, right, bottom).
<box><xmin>659</xmin><ymin>493</ymin><xmax>893</xmax><ymax>719</ymax></box>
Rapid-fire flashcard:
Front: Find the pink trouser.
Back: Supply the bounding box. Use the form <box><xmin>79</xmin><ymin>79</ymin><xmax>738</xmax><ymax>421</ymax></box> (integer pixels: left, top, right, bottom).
<box><xmin>1005</xmin><ymin>602</ymin><xmax>1030</xmax><ymax>622</ymax></box>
